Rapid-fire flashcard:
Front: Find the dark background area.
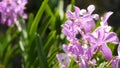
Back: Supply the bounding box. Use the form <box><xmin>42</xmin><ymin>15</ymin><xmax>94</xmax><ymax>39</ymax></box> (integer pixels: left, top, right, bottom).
<box><xmin>26</xmin><ymin>0</ymin><xmax>120</xmax><ymax>30</ymax></box>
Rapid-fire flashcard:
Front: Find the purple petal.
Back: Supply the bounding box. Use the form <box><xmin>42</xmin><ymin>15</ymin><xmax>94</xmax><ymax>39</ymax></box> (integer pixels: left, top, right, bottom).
<box><xmin>82</xmin><ymin>18</ymin><xmax>95</xmax><ymax>32</ymax></box>
<box><xmin>97</xmin><ymin>29</ymin><xmax>105</xmax><ymax>42</ymax></box>
<box><xmin>62</xmin><ymin>44</ymin><xmax>68</xmax><ymax>53</ymax></box>
<box><xmin>79</xmin><ymin>58</ymin><xmax>89</xmax><ymax>68</ymax></box>
<box><xmin>90</xmin><ymin>45</ymin><xmax>98</xmax><ymax>54</ymax></box>
<box><xmin>87</xmin><ymin>5</ymin><xmax>95</xmax><ymax>14</ymax></box>
<box><xmin>101</xmin><ymin>12</ymin><xmax>113</xmax><ymax>26</ymax></box>
<box><xmin>74</xmin><ymin>6</ymin><xmax>80</xmax><ymax>18</ymax></box>
<box><xmin>66</xmin><ymin>11</ymin><xmax>74</xmax><ymax>19</ymax></box>
<box><xmin>62</xmin><ymin>28</ymin><xmax>71</xmax><ymax>38</ymax></box>
<box><xmin>85</xmin><ymin>47</ymin><xmax>92</xmax><ymax>60</ymax></box>
<box><xmin>80</xmin><ymin>9</ymin><xmax>87</xmax><ymax>15</ymax></box>
<box><xmin>61</xmin><ymin>20</ymin><xmax>72</xmax><ymax>28</ymax></box>
<box><xmin>61</xmin><ymin>20</ymin><xmax>75</xmax><ymax>40</ymax></box>
<box><xmin>112</xmin><ymin>57</ymin><xmax>119</xmax><ymax>68</ymax></box>
<box><xmin>68</xmin><ymin>43</ymin><xmax>84</xmax><ymax>56</ymax></box>
<box><xmin>92</xmin><ymin>14</ymin><xmax>99</xmax><ymax>20</ymax></box>
<box><xmin>91</xmin><ymin>59</ymin><xmax>97</xmax><ymax>66</ymax></box>
<box><xmin>117</xmin><ymin>43</ymin><xmax>120</xmax><ymax>56</ymax></box>
<box><xmin>56</xmin><ymin>53</ymin><xmax>70</xmax><ymax>68</ymax></box>
<box><xmin>85</xmin><ymin>33</ymin><xmax>97</xmax><ymax>45</ymax></box>
<box><xmin>101</xmin><ymin>44</ymin><xmax>112</xmax><ymax>60</ymax></box>
<box><xmin>105</xmin><ymin>32</ymin><xmax>119</xmax><ymax>44</ymax></box>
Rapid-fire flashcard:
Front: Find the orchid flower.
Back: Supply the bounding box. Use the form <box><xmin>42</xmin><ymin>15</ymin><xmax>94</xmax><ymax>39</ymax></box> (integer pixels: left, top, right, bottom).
<box><xmin>61</xmin><ymin>42</ymin><xmax>93</xmax><ymax>68</ymax></box>
<box><xmin>85</xmin><ymin>12</ymin><xmax>119</xmax><ymax>60</ymax></box>
<box><xmin>86</xmin><ymin>26</ymin><xmax>119</xmax><ymax>60</ymax></box>
<box><xmin>66</xmin><ymin>5</ymin><xmax>99</xmax><ymax>34</ymax></box>
<box><xmin>61</xmin><ymin>20</ymin><xmax>79</xmax><ymax>42</ymax></box>
<box><xmin>0</xmin><ymin>0</ymin><xmax>27</xmax><ymax>26</ymax></box>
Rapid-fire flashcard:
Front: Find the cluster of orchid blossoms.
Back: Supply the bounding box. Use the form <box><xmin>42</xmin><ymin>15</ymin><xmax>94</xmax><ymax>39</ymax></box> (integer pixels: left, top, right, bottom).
<box><xmin>0</xmin><ymin>0</ymin><xmax>27</xmax><ymax>26</ymax></box>
<box><xmin>56</xmin><ymin>5</ymin><xmax>120</xmax><ymax>68</ymax></box>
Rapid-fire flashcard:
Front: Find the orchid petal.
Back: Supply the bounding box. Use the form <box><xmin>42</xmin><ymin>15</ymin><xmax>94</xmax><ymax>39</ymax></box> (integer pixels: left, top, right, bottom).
<box><xmin>68</xmin><ymin>43</ymin><xmax>84</xmax><ymax>56</ymax></box>
<box><xmin>89</xmin><ymin>45</ymin><xmax>98</xmax><ymax>55</ymax></box>
<box><xmin>56</xmin><ymin>53</ymin><xmax>70</xmax><ymax>68</ymax></box>
<box><xmin>112</xmin><ymin>57</ymin><xmax>119</xmax><ymax>68</ymax></box>
<box><xmin>82</xmin><ymin>18</ymin><xmax>95</xmax><ymax>32</ymax></box>
<box><xmin>101</xmin><ymin>44</ymin><xmax>112</xmax><ymax>60</ymax></box>
<box><xmin>97</xmin><ymin>29</ymin><xmax>105</xmax><ymax>42</ymax></box>
<box><xmin>74</xmin><ymin>6</ymin><xmax>80</xmax><ymax>18</ymax></box>
<box><xmin>92</xmin><ymin>14</ymin><xmax>99</xmax><ymax>20</ymax></box>
<box><xmin>101</xmin><ymin>11</ymin><xmax>113</xmax><ymax>26</ymax></box>
<box><xmin>79</xmin><ymin>58</ymin><xmax>89</xmax><ymax>68</ymax></box>
<box><xmin>117</xmin><ymin>43</ymin><xmax>120</xmax><ymax>56</ymax></box>
<box><xmin>105</xmin><ymin>32</ymin><xmax>119</xmax><ymax>44</ymax></box>
<box><xmin>66</xmin><ymin>11</ymin><xmax>74</xmax><ymax>19</ymax></box>
<box><xmin>85</xmin><ymin>47</ymin><xmax>92</xmax><ymax>60</ymax></box>
<box><xmin>87</xmin><ymin>5</ymin><xmax>95</xmax><ymax>14</ymax></box>
<box><xmin>85</xmin><ymin>33</ymin><xmax>97</xmax><ymax>45</ymax></box>
<box><xmin>80</xmin><ymin>9</ymin><xmax>87</xmax><ymax>15</ymax></box>
<box><xmin>62</xmin><ymin>44</ymin><xmax>68</xmax><ymax>53</ymax></box>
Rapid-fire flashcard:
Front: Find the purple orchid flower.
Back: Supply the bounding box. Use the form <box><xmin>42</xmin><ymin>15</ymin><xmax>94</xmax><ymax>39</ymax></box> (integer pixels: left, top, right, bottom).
<box><xmin>66</xmin><ymin>5</ymin><xmax>99</xmax><ymax>34</ymax></box>
<box><xmin>112</xmin><ymin>43</ymin><xmax>120</xmax><ymax>68</ymax></box>
<box><xmin>0</xmin><ymin>0</ymin><xmax>27</xmax><ymax>26</ymax></box>
<box><xmin>86</xmin><ymin>27</ymin><xmax>119</xmax><ymax>60</ymax></box>
<box><xmin>85</xmin><ymin>11</ymin><xmax>119</xmax><ymax>60</ymax></box>
<box><xmin>61</xmin><ymin>20</ymin><xmax>79</xmax><ymax>42</ymax></box>
<box><xmin>61</xmin><ymin>42</ymin><xmax>93</xmax><ymax>68</ymax></box>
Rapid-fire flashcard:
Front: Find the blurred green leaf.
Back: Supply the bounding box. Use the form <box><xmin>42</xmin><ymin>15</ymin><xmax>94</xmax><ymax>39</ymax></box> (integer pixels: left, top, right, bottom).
<box><xmin>97</xmin><ymin>62</ymin><xmax>108</xmax><ymax>68</ymax></box>
<box><xmin>3</xmin><ymin>44</ymin><xmax>19</xmax><ymax>68</ymax></box>
<box><xmin>29</xmin><ymin>0</ymin><xmax>48</xmax><ymax>39</ymax></box>
<box><xmin>39</xmin><ymin>16</ymin><xmax>55</xmax><ymax>37</ymax></box>
<box><xmin>45</xmin><ymin>4</ymin><xmax>54</xmax><ymax>16</ymax></box>
<box><xmin>58</xmin><ymin>0</ymin><xmax>64</xmax><ymax>20</ymax></box>
<box><xmin>35</xmin><ymin>35</ymin><xmax>49</xmax><ymax>68</ymax></box>
<box><xmin>28</xmin><ymin>13</ymin><xmax>34</xmax><ymax>32</ymax></box>
<box><xmin>116</xmin><ymin>27</ymin><xmax>120</xmax><ymax>35</ymax></box>
<box><xmin>2</xmin><ymin>27</ymin><xmax>20</xmax><ymax>63</ymax></box>
<box><xmin>39</xmin><ymin>4</ymin><xmax>55</xmax><ymax>37</ymax></box>
<box><xmin>44</xmin><ymin>30</ymin><xmax>56</xmax><ymax>51</ymax></box>
<box><xmin>69</xmin><ymin>58</ymin><xmax>74</xmax><ymax>68</ymax></box>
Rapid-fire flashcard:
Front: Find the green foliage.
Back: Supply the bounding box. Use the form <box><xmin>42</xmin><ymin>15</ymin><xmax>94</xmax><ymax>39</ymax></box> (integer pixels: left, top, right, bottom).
<box><xmin>29</xmin><ymin>0</ymin><xmax>48</xmax><ymax>39</ymax></box>
<box><xmin>97</xmin><ymin>62</ymin><xmax>108</xmax><ymax>68</ymax></box>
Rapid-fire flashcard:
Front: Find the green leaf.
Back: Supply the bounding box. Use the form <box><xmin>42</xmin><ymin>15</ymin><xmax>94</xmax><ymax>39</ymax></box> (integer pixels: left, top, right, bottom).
<box><xmin>39</xmin><ymin>4</ymin><xmax>55</xmax><ymax>37</ymax></box>
<box><xmin>45</xmin><ymin>4</ymin><xmax>54</xmax><ymax>16</ymax></box>
<box><xmin>116</xmin><ymin>27</ymin><xmax>120</xmax><ymax>35</ymax></box>
<box><xmin>3</xmin><ymin>44</ymin><xmax>19</xmax><ymax>67</ymax></box>
<box><xmin>58</xmin><ymin>0</ymin><xmax>64</xmax><ymax>20</ymax></box>
<box><xmin>44</xmin><ymin>30</ymin><xmax>56</xmax><ymax>51</ymax></box>
<box><xmin>2</xmin><ymin>27</ymin><xmax>20</xmax><ymax>61</ymax></box>
<box><xmin>69</xmin><ymin>58</ymin><xmax>74</xmax><ymax>68</ymax></box>
<box><xmin>97</xmin><ymin>62</ymin><xmax>108</xmax><ymax>68</ymax></box>
<box><xmin>29</xmin><ymin>0</ymin><xmax>48</xmax><ymax>39</ymax></box>
<box><xmin>35</xmin><ymin>35</ymin><xmax>49</xmax><ymax>68</ymax></box>
<box><xmin>28</xmin><ymin>13</ymin><xmax>34</xmax><ymax>32</ymax></box>
<box><xmin>39</xmin><ymin>16</ymin><xmax>55</xmax><ymax>37</ymax></box>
